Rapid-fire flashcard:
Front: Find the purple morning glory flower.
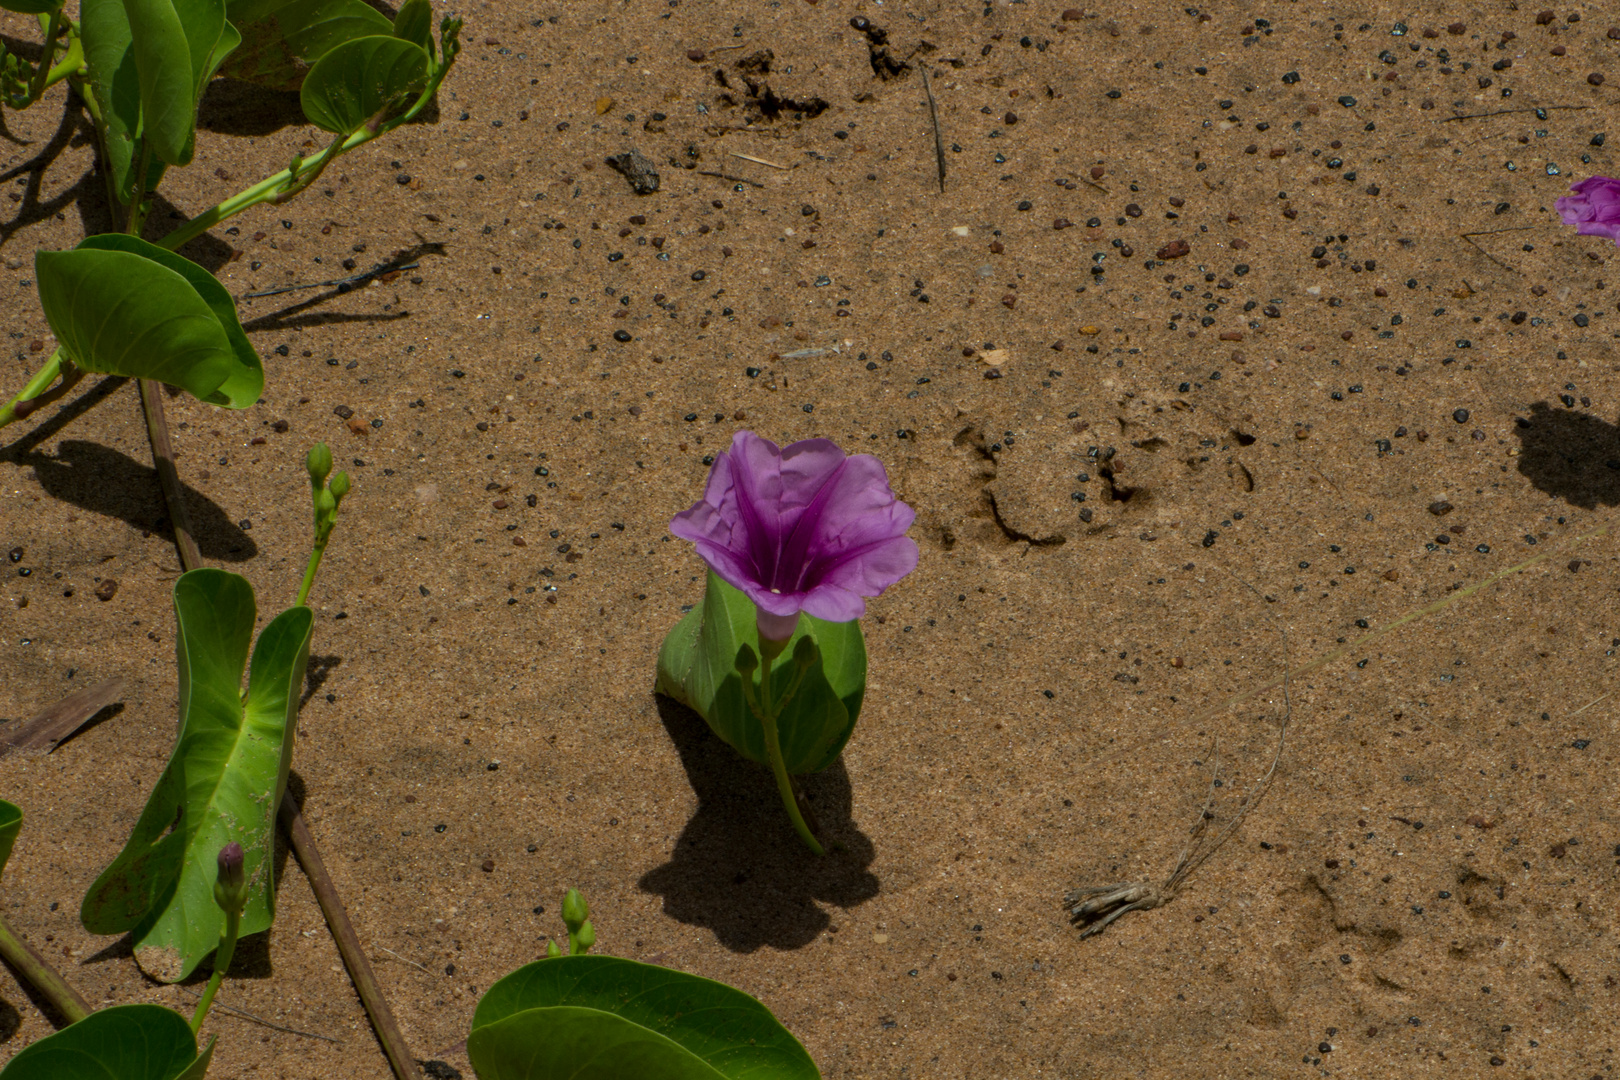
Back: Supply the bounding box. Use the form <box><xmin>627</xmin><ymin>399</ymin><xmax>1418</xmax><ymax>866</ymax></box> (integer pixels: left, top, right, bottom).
<box><xmin>1556</xmin><ymin>176</ymin><xmax>1620</xmax><ymax>247</ymax></box>
<box><xmin>671</xmin><ymin>431</ymin><xmax>918</xmax><ymax>641</ymax></box>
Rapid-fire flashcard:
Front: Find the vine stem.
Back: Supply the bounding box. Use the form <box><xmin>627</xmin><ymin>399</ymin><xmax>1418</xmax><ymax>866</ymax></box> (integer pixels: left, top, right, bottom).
<box><xmin>0</xmin><ymin>912</ymin><xmax>90</xmax><ymax>1024</ymax></box>
<box><xmin>138</xmin><ymin>378</ymin><xmax>201</xmax><ymax>573</ymax></box>
<box><xmin>295</xmin><ymin>543</ymin><xmax>326</xmax><ymax>609</ymax></box>
<box><xmin>279</xmin><ymin>796</ymin><xmax>421</xmax><ymax>1080</ymax></box>
<box><xmin>24</xmin><ymin>8</ymin><xmax>63</xmax><ymax>106</ymax></box>
<box><xmin>189</xmin><ymin>907</ymin><xmax>238</xmax><ymax>1035</ymax></box>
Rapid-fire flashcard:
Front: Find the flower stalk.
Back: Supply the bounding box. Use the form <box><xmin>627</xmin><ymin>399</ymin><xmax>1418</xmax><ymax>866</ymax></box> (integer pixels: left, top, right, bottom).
<box><xmin>737</xmin><ymin>636</ymin><xmax>825</xmax><ymax>854</ymax></box>
<box><xmin>191</xmin><ymin>843</ymin><xmax>246</xmax><ymax>1035</ymax></box>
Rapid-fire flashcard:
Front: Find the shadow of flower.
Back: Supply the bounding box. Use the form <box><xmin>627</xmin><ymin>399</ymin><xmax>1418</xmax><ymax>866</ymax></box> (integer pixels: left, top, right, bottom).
<box><xmin>1513</xmin><ymin>401</ymin><xmax>1620</xmax><ymax>509</ymax></box>
<box><xmin>639</xmin><ymin>695</ymin><xmax>880</xmax><ymax>953</ymax></box>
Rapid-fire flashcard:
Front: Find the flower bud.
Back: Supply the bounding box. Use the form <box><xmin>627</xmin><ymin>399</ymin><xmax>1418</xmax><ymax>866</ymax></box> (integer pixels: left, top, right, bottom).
<box><xmin>562</xmin><ymin>888</ymin><xmax>588</xmax><ymax>930</ymax></box>
<box><xmin>573</xmin><ymin>919</ymin><xmax>595</xmax><ymax>954</ymax></box>
<box><xmin>329</xmin><ymin>471</ymin><xmax>351</xmax><ymax>503</ymax></box>
<box><xmin>306</xmin><ymin>443</ymin><xmax>333</xmax><ymax>487</ymax></box>
<box><xmin>213</xmin><ymin>842</ymin><xmax>246</xmax><ymax>914</ymax></box>
<box><xmin>734</xmin><ymin>643</ymin><xmax>758</xmax><ymax>676</ymax></box>
<box><xmin>546</xmin><ymin>938</ymin><xmax>562</xmax><ymax>958</ymax></box>
<box><xmin>792</xmin><ymin>634</ymin><xmax>817</xmax><ymax>673</ymax></box>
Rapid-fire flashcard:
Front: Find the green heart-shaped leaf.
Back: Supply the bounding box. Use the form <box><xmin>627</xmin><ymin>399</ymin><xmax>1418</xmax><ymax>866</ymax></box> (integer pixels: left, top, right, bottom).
<box><xmin>35</xmin><ymin>234</ymin><xmax>263</xmax><ymax>408</ymax></box>
<box><xmin>80</xmin><ymin>0</ymin><xmax>167</xmax><ymax>205</ymax></box>
<box><xmin>468</xmin><ymin>956</ymin><xmax>820</xmax><ymax>1080</ymax></box>
<box><xmin>0</xmin><ymin>800</ymin><xmax>21</xmax><ymax>882</ymax></box>
<box><xmin>299</xmin><ymin>33</ymin><xmax>427</xmax><ymax>134</ymax></box>
<box><xmin>656</xmin><ymin>572</ymin><xmax>866</xmax><ymax>775</ymax></box>
<box><xmin>217</xmin><ymin>0</ymin><xmax>390</xmax><ymax>91</ymax></box>
<box><xmin>390</xmin><ymin>0</ymin><xmax>433</xmax><ymax>60</ymax></box>
<box><xmin>80</xmin><ymin>569</ymin><xmax>312</xmax><ymax>982</ymax></box>
<box><xmin>0</xmin><ymin>0</ymin><xmax>63</xmax><ymax>16</ymax></box>
<box><xmin>123</xmin><ymin>0</ymin><xmax>227</xmax><ymax>166</ymax></box>
<box><xmin>0</xmin><ymin>1005</ymin><xmax>214</xmax><ymax>1080</ymax></box>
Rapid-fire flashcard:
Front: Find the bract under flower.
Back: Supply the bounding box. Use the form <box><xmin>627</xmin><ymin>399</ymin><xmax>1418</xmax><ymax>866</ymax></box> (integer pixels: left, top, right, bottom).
<box><xmin>671</xmin><ymin>431</ymin><xmax>917</xmax><ymax>640</ymax></box>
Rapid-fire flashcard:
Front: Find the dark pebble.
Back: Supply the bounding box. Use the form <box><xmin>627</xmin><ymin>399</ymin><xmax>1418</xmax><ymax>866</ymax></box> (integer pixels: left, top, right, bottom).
<box><xmin>613</xmin><ymin>330</ymin><xmax>631</xmax><ymax>342</ymax></box>
<box><xmin>1053</xmin><ymin>218</ymin><xmax>1073</xmax><ymax>230</ymax></box>
<box><xmin>1282</xmin><ymin>71</ymin><xmax>1300</xmax><ymax>84</ymax></box>
<box><xmin>1429</xmin><ymin>501</ymin><xmax>1454</xmax><ymax>515</ymax></box>
<box><xmin>686</xmin><ymin>48</ymin><xmax>706</xmax><ymax>62</ymax></box>
<box><xmin>95</xmin><ymin>579</ymin><xmax>118</xmax><ymax>602</ymax></box>
<box><xmin>1589</xmin><ymin>73</ymin><xmax>1606</xmax><ymax>86</ymax></box>
<box><xmin>1004</xmin><ymin>111</ymin><xmax>1018</xmax><ymax>125</ymax></box>
<box><xmin>333</xmin><ymin>404</ymin><xmax>354</xmax><ymax>420</ymax></box>
<box><xmin>1017</xmin><ymin>200</ymin><xmax>1032</xmax><ymax>211</ymax></box>
<box><xmin>481</xmin><ymin>859</ymin><xmax>495</xmax><ymax>872</ymax></box>
<box><xmin>1157</xmin><ymin>239</ymin><xmax>1190</xmax><ymax>259</ymax></box>
<box><xmin>691</xmin><ymin>270</ymin><xmax>706</xmax><ymax>280</ymax></box>
<box><xmin>1338</xmin><ymin>95</ymin><xmax>1357</xmax><ymax>107</ymax></box>
<box><xmin>1452</xmin><ymin>408</ymin><xmax>1470</xmax><ymax>423</ymax></box>
<box><xmin>6</xmin><ymin>547</ymin><xmax>20</xmax><ymax>563</ymax></box>
<box><xmin>1125</xmin><ymin>203</ymin><xmax>1142</xmax><ymax>217</ymax></box>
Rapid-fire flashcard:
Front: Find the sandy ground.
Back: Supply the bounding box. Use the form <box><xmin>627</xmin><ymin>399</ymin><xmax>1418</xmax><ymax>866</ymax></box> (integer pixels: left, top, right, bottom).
<box><xmin>2</xmin><ymin>1</ymin><xmax>1620</xmax><ymax>1076</ymax></box>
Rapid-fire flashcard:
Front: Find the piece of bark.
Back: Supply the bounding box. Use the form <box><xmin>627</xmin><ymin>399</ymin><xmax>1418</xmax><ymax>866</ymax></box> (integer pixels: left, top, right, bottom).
<box><xmin>1</xmin><ymin>678</ymin><xmax>126</xmax><ymax>757</ymax></box>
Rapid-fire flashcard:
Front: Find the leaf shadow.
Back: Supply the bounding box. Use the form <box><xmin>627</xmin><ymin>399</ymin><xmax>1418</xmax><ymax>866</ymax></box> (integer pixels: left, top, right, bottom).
<box><xmin>0</xmin><ymin>998</ymin><xmax>20</xmax><ymax>1042</ymax></box>
<box><xmin>143</xmin><ymin>192</ymin><xmax>238</xmax><ymax>274</ymax></box>
<box><xmin>1513</xmin><ymin>401</ymin><xmax>1620</xmax><ymax>509</ymax></box>
<box><xmin>0</xmin><ymin>439</ymin><xmax>258</xmax><ymax>561</ymax></box>
<box><xmin>196</xmin><ymin>79</ymin><xmax>307</xmax><ymax>138</ymax></box>
<box><xmin>638</xmin><ymin>695</ymin><xmax>880</xmax><ymax>953</ymax></box>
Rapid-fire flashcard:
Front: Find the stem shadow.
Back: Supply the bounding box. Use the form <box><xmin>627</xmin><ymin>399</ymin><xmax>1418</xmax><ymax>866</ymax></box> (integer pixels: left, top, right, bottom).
<box><xmin>638</xmin><ymin>695</ymin><xmax>879</xmax><ymax>953</ymax></box>
<box><xmin>0</xmin><ymin>439</ymin><xmax>258</xmax><ymax>561</ymax></box>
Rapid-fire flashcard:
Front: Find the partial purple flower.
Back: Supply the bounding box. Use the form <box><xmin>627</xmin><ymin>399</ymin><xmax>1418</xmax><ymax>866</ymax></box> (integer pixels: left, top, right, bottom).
<box><xmin>1556</xmin><ymin>176</ymin><xmax>1620</xmax><ymax>247</ymax></box>
<box><xmin>671</xmin><ymin>431</ymin><xmax>918</xmax><ymax>641</ymax></box>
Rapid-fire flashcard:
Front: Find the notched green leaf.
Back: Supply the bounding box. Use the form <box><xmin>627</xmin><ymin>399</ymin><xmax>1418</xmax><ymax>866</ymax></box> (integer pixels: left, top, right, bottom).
<box><xmin>468</xmin><ymin>956</ymin><xmax>820</xmax><ymax>1080</ymax></box>
<box><xmin>35</xmin><ymin>234</ymin><xmax>263</xmax><ymax>408</ymax></box>
<box><xmin>655</xmin><ymin>571</ymin><xmax>866</xmax><ymax>775</ymax></box>
<box><xmin>391</xmin><ymin>0</ymin><xmax>433</xmax><ymax>60</ymax></box>
<box><xmin>0</xmin><ymin>1004</ymin><xmax>208</xmax><ymax>1080</ymax></box>
<box><xmin>80</xmin><ymin>569</ymin><xmax>312</xmax><ymax>982</ymax></box>
<box><xmin>0</xmin><ymin>0</ymin><xmax>64</xmax><ymax>15</ymax></box>
<box><xmin>299</xmin><ymin>33</ymin><xmax>427</xmax><ymax>134</ymax></box>
<box><xmin>124</xmin><ymin>0</ymin><xmax>226</xmax><ymax>165</ymax></box>
<box><xmin>0</xmin><ymin>800</ymin><xmax>21</xmax><ymax>881</ymax></box>
<box><xmin>218</xmin><ymin>0</ymin><xmax>390</xmax><ymax>91</ymax></box>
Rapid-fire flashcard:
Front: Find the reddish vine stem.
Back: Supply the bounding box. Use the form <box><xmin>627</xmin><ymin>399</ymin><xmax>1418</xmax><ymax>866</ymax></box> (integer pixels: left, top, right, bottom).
<box><xmin>137</xmin><ymin>379</ymin><xmax>202</xmax><ymax>573</ymax></box>
<box><xmin>279</xmin><ymin>796</ymin><xmax>421</xmax><ymax>1080</ymax></box>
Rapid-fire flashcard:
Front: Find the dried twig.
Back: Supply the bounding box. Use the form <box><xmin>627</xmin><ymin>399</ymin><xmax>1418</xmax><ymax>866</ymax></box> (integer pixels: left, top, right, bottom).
<box><xmin>1442</xmin><ymin>104</ymin><xmax>1590</xmax><ymax>122</ymax></box>
<box><xmin>377</xmin><ymin>946</ymin><xmax>431</xmax><ymax>974</ymax></box>
<box><xmin>1460</xmin><ymin>228</ymin><xmax>1532</xmax><ymax>275</ymax></box>
<box><xmin>1</xmin><ymin>677</ymin><xmax>125</xmax><ymax>757</ymax></box>
<box><xmin>280</xmin><ymin>796</ymin><xmax>421</xmax><ymax>1080</ymax></box>
<box><xmin>139</xmin><ymin>379</ymin><xmax>201</xmax><ymax>573</ymax></box>
<box><xmin>1065</xmin><ymin>583</ymin><xmax>1290</xmax><ymax>938</ymax></box>
<box><xmin>727</xmin><ymin>151</ymin><xmax>787</xmax><ymax>170</ymax></box>
<box><xmin>241</xmin><ymin>261</ymin><xmax>420</xmax><ymax>300</ymax></box>
<box><xmin>920</xmin><ymin>65</ymin><xmax>945</xmax><ymax>193</ymax></box>
<box><xmin>177</xmin><ymin>986</ymin><xmax>343</xmax><ymax>1043</ymax></box>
